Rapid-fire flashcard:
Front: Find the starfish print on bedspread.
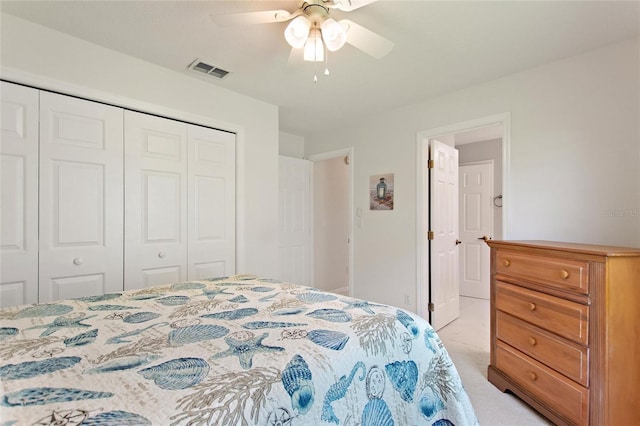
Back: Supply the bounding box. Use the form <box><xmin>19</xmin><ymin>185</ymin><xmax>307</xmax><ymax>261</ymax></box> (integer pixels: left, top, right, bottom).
<box><xmin>340</xmin><ymin>299</ymin><xmax>383</xmax><ymax>315</ymax></box>
<box><xmin>27</xmin><ymin>313</ymin><xmax>98</xmax><ymax>337</ymax></box>
<box><xmin>210</xmin><ymin>331</ymin><xmax>285</xmax><ymax>369</ymax></box>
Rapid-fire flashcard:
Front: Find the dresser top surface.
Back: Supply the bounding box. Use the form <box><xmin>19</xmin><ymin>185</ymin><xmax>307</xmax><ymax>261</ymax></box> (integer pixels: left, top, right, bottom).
<box><xmin>486</xmin><ymin>240</ymin><xmax>640</xmax><ymax>257</ymax></box>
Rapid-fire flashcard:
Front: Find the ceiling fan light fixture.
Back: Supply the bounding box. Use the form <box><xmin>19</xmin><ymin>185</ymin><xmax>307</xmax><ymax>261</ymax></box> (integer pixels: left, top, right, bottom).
<box><xmin>303</xmin><ymin>28</ymin><xmax>324</xmax><ymax>62</ymax></box>
<box><xmin>284</xmin><ymin>15</ymin><xmax>311</xmax><ymax>48</ymax></box>
<box><xmin>320</xmin><ymin>18</ymin><xmax>346</xmax><ymax>51</ymax></box>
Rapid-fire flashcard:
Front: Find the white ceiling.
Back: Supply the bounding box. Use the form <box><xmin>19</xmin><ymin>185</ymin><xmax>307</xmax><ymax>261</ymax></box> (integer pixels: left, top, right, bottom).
<box><xmin>2</xmin><ymin>1</ymin><xmax>638</xmax><ymax>138</ymax></box>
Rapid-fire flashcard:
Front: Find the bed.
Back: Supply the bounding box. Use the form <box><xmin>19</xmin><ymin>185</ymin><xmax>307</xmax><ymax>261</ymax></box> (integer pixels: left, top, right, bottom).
<box><xmin>0</xmin><ymin>275</ymin><xmax>478</xmax><ymax>425</ymax></box>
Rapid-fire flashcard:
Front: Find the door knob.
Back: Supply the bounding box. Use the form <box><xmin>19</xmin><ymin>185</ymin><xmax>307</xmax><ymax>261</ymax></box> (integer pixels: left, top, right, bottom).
<box><xmin>477</xmin><ymin>236</ymin><xmax>491</xmax><ymax>241</ymax></box>
<box><xmin>455</xmin><ymin>240</ymin><xmax>462</xmax><ymax>245</ymax></box>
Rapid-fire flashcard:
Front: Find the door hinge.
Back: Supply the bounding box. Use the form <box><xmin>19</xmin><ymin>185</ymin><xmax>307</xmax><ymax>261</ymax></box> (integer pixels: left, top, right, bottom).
<box><xmin>427</xmin><ymin>231</ymin><xmax>435</xmax><ymax>240</ymax></box>
<box><xmin>428</xmin><ymin>303</ymin><xmax>435</xmax><ymax>312</ymax></box>
<box><xmin>428</xmin><ymin>159</ymin><xmax>434</xmax><ymax>169</ymax></box>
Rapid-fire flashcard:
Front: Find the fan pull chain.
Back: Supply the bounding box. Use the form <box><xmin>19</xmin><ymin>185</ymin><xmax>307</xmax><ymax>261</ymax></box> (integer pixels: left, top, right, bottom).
<box><xmin>324</xmin><ymin>44</ymin><xmax>330</xmax><ymax>76</ymax></box>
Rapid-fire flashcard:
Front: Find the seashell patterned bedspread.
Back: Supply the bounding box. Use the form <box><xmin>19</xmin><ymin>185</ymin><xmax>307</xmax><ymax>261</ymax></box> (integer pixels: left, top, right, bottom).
<box><xmin>0</xmin><ymin>276</ymin><xmax>478</xmax><ymax>425</ymax></box>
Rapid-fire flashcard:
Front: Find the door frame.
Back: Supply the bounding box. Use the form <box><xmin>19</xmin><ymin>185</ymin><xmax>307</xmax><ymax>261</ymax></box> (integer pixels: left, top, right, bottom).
<box><xmin>307</xmin><ymin>147</ymin><xmax>354</xmax><ymax>296</ymax></box>
<box><xmin>416</xmin><ymin>113</ymin><xmax>510</xmax><ymax>320</ymax></box>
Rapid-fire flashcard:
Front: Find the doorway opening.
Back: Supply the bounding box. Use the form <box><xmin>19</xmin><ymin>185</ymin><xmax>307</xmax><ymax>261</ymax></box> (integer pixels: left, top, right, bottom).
<box><xmin>416</xmin><ymin>113</ymin><xmax>510</xmax><ymax>327</ymax></box>
<box><xmin>308</xmin><ymin>148</ymin><xmax>354</xmax><ymax>296</ymax></box>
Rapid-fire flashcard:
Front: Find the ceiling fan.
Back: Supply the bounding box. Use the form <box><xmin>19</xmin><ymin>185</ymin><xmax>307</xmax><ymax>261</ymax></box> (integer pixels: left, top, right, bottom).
<box><xmin>211</xmin><ymin>0</ymin><xmax>394</xmax><ymax>63</ymax></box>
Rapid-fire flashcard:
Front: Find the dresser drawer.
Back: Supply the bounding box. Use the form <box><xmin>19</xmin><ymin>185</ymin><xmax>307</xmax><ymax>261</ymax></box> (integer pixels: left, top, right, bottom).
<box><xmin>496</xmin><ymin>310</ymin><xmax>589</xmax><ymax>386</ymax></box>
<box><xmin>495</xmin><ymin>341</ymin><xmax>589</xmax><ymax>426</ymax></box>
<box><xmin>495</xmin><ymin>281</ymin><xmax>589</xmax><ymax>345</ymax></box>
<box><xmin>496</xmin><ymin>250</ymin><xmax>589</xmax><ymax>294</ymax></box>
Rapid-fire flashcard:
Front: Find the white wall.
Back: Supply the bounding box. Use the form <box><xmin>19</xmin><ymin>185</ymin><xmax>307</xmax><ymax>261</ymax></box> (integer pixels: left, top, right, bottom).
<box><xmin>1</xmin><ymin>13</ymin><xmax>281</xmax><ymax>278</ymax></box>
<box><xmin>305</xmin><ymin>37</ymin><xmax>640</xmax><ymax>311</ymax></box>
<box><xmin>279</xmin><ymin>131</ymin><xmax>305</xmax><ymax>158</ymax></box>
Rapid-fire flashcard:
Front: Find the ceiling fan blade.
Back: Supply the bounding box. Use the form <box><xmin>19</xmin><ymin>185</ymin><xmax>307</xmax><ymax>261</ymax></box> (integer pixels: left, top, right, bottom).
<box><xmin>211</xmin><ymin>9</ymin><xmax>293</xmax><ymax>26</ymax></box>
<box><xmin>339</xmin><ymin>19</ymin><xmax>394</xmax><ymax>59</ymax></box>
<box><xmin>330</xmin><ymin>0</ymin><xmax>379</xmax><ymax>12</ymax></box>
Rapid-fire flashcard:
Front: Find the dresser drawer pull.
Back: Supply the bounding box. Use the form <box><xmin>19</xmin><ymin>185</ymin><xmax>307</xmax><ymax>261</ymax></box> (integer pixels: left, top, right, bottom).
<box><xmin>528</xmin><ymin>302</ymin><xmax>536</xmax><ymax>311</ymax></box>
<box><xmin>560</xmin><ymin>269</ymin><xmax>569</xmax><ymax>279</ymax></box>
<box><xmin>528</xmin><ymin>371</ymin><xmax>537</xmax><ymax>381</ymax></box>
<box><xmin>528</xmin><ymin>337</ymin><xmax>537</xmax><ymax>346</ymax></box>
<box><xmin>503</xmin><ymin>259</ymin><xmax>511</xmax><ymax>267</ymax></box>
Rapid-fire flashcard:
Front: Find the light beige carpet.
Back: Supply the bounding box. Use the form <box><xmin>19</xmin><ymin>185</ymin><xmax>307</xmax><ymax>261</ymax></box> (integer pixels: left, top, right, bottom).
<box><xmin>438</xmin><ymin>297</ymin><xmax>552</xmax><ymax>426</ymax></box>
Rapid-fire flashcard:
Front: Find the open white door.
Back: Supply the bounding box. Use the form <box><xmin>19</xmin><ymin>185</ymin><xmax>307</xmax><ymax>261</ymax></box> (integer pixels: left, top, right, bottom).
<box><xmin>459</xmin><ymin>162</ymin><xmax>493</xmax><ymax>299</ymax></box>
<box><xmin>278</xmin><ymin>156</ymin><xmax>311</xmax><ymax>286</ymax></box>
<box><xmin>429</xmin><ymin>139</ymin><xmax>459</xmax><ymax>330</ymax></box>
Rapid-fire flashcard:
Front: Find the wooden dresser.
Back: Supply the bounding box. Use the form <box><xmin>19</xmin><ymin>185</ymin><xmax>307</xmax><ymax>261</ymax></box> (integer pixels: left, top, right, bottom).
<box><xmin>486</xmin><ymin>240</ymin><xmax>640</xmax><ymax>426</ymax></box>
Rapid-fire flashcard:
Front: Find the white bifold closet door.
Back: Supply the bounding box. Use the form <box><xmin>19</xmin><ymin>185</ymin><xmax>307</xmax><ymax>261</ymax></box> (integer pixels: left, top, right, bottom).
<box><xmin>124</xmin><ymin>111</ymin><xmax>235</xmax><ymax>290</ymax></box>
<box><xmin>39</xmin><ymin>92</ymin><xmax>124</xmax><ymax>302</ymax></box>
<box><xmin>0</xmin><ymin>82</ymin><xmax>39</xmax><ymax>307</ymax></box>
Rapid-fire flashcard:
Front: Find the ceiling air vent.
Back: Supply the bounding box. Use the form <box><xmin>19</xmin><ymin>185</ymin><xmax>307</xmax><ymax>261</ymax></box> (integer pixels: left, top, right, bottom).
<box><xmin>188</xmin><ymin>59</ymin><xmax>230</xmax><ymax>79</ymax></box>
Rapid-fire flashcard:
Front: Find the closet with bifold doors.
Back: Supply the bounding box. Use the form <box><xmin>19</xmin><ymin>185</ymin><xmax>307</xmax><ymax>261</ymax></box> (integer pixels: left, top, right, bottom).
<box><xmin>0</xmin><ymin>81</ymin><xmax>236</xmax><ymax>308</ymax></box>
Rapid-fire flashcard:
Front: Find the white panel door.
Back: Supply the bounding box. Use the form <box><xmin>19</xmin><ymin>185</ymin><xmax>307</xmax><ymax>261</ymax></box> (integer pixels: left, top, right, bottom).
<box><xmin>39</xmin><ymin>92</ymin><xmax>124</xmax><ymax>302</ymax></box>
<box><xmin>187</xmin><ymin>124</ymin><xmax>235</xmax><ymax>280</ymax></box>
<box><xmin>278</xmin><ymin>156</ymin><xmax>311</xmax><ymax>286</ymax></box>
<box><xmin>0</xmin><ymin>82</ymin><xmax>39</xmax><ymax>307</ymax></box>
<box><xmin>430</xmin><ymin>139</ymin><xmax>459</xmax><ymax>330</ymax></box>
<box><xmin>125</xmin><ymin>111</ymin><xmax>187</xmax><ymax>289</ymax></box>
<box><xmin>459</xmin><ymin>162</ymin><xmax>493</xmax><ymax>299</ymax></box>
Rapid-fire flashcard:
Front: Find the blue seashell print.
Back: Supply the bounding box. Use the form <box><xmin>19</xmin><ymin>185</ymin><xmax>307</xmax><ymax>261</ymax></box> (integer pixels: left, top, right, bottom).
<box><xmin>0</xmin><ymin>327</ymin><xmax>18</xmax><ymax>340</ymax></box>
<box><xmin>385</xmin><ymin>360</ymin><xmax>418</xmax><ymax>402</ymax></box>
<box><xmin>307</xmin><ymin>329</ymin><xmax>349</xmax><ymax>351</ymax></box>
<box><xmin>424</xmin><ymin>328</ymin><xmax>438</xmax><ymax>353</ymax></box>
<box><xmin>273</xmin><ymin>308</ymin><xmax>307</xmax><ymax>316</ymax></box>
<box><xmin>138</xmin><ymin>357</ymin><xmax>210</xmax><ymax>390</ymax></box>
<box><xmin>84</xmin><ymin>355</ymin><xmax>160</xmax><ymax>374</ymax></box>
<box><xmin>13</xmin><ymin>304</ymin><xmax>73</xmax><ymax>319</ymax></box>
<box><xmin>242</xmin><ymin>321</ymin><xmax>306</xmax><ymax>329</ymax></box>
<box><xmin>396</xmin><ymin>310</ymin><xmax>420</xmax><ymax>338</ymax></box>
<box><xmin>171</xmin><ymin>282</ymin><xmax>206</xmax><ymax>291</ymax></box>
<box><xmin>201</xmin><ymin>307</ymin><xmax>258</xmax><ymax>321</ymax></box>
<box><xmin>204</xmin><ymin>276</ymin><xmax>229</xmax><ymax>282</ymax></box>
<box><xmin>123</xmin><ymin>312</ymin><xmax>161</xmax><ymax>323</ymax></box>
<box><xmin>1</xmin><ymin>387</ymin><xmax>113</xmax><ymax>407</ymax></box>
<box><xmin>296</xmin><ymin>292</ymin><xmax>338</xmax><ymax>303</ymax></box>
<box><xmin>82</xmin><ymin>410</ymin><xmax>151</xmax><ymax>425</ymax></box>
<box><xmin>419</xmin><ymin>386</ymin><xmax>446</xmax><ymax>420</ymax></box>
<box><xmin>306</xmin><ymin>309</ymin><xmax>352</xmax><ymax>323</ymax></box>
<box><xmin>88</xmin><ymin>304</ymin><xmax>138</xmax><ymax>311</ymax></box>
<box><xmin>431</xmin><ymin>420</ymin><xmax>455</xmax><ymax>426</ymax></box>
<box><xmin>249</xmin><ymin>286</ymin><xmax>275</xmax><ymax>292</ymax></box>
<box><xmin>281</xmin><ymin>355</ymin><xmax>314</xmax><ymax>414</ymax></box>
<box><xmin>361</xmin><ymin>398</ymin><xmax>395</xmax><ymax>426</ymax></box>
<box><xmin>155</xmin><ymin>295</ymin><xmax>190</xmax><ymax>306</ymax></box>
<box><xmin>106</xmin><ymin>322</ymin><xmax>167</xmax><ymax>344</ymax></box>
<box><xmin>129</xmin><ymin>294</ymin><xmax>161</xmax><ymax>300</ymax></box>
<box><xmin>0</xmin><ymin>357</ymin><xmax>81</xmax><ymax>380</ymax></box>
<box><xmin>64</xmin><ymin>329</ymin><xmax>98</xmax><ymax>347</ymax></box>
<box><xmin>229</xmin><ymin>295</ymin><xmax>248</xmax><ymax>303</ymax></box>
<box><xmin>76</xmin><ymin>293</ymin><xmax>122</xmax><ymax>303</ymax></box>
<box><xmin>168</xmin><ymin>324</ymin><xmax>229</xmax><ymax>346</ymax></box>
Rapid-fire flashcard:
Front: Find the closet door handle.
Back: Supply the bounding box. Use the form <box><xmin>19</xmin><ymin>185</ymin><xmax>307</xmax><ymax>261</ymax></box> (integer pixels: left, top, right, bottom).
<box><xmin>158</xmin><ymin>251</ymin><xmax>166</xmax><ymax>259</ymax></box>
<box><xmin>73</xmin><ymin>257</ymin><xmax>83</xmax><ymax>265</ymax></box>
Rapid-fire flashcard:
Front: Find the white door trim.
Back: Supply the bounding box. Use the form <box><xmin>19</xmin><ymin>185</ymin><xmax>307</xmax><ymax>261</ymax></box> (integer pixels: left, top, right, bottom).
<box><xmin>308</xmin><ymin>148</ymin><xmax>354</xmax><ymax>296</ymax></box>
<box><xmin>416</xmin><ymin>113</ymin><xmax>511</xmax><ymax>320</ymax></box>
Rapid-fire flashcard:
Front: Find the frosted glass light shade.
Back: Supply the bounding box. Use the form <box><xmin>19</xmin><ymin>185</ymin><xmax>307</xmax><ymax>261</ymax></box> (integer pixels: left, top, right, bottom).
<box><xmin>320</xmin><ymin>18</ymin><xmax>346</xmax><ymax>51</ymax></box>
<box><xmin>284</xmin><ymin>16</ymin><xmax>311</xmax><ymax>48</ymax></box>
<box><xmin>303</xmin><ymin>29</ymin><xmax>324</xmax><ymax>62</ymax></box>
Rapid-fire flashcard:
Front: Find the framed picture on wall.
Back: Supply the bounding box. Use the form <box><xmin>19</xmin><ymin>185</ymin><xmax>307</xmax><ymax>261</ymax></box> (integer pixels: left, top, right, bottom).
<box><xmin>370</xmin><ymin>173</ymin><xmax>394</xmax><ymax>210</ymax></box>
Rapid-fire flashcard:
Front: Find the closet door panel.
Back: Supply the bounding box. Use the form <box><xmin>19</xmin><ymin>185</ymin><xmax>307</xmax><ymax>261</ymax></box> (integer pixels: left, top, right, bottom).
<box><xmin>125</xmin><ymin>111</ymin><xmax>188</xmax><ymax>290</ymax></box>
<box><xmin>39</xmin><ymin>92</ymin><xmax>124</xmax><ymax>302</ymax></box>
<box><xmin>188</xmin><ymin>125</ymin><xmax>235</xmax><ymax>279</ymax></box>
<box><xmin>0</xmin><ymin>82</ymin><xmax>39</xmax><ymax>307</ymax></box>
